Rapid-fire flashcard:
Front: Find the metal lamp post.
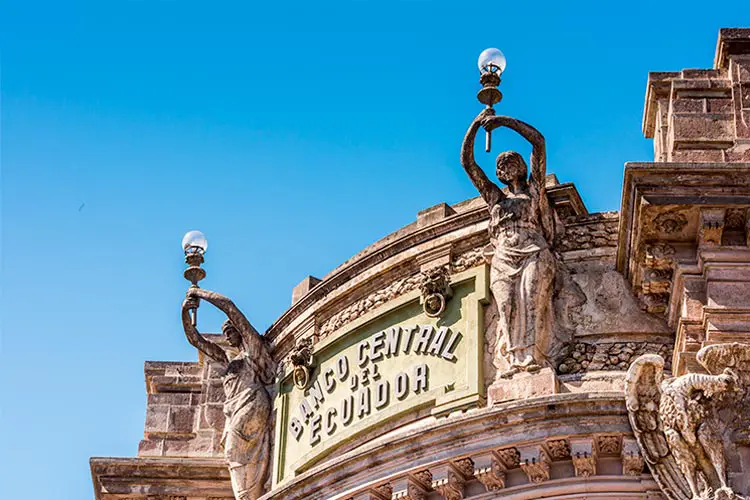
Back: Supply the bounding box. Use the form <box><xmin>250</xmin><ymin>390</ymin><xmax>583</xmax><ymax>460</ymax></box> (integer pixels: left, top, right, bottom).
<box><xmin>182</xmin><ymin>230</ymin><xmax>208</xmax><ymax>326</ymax></box>
<box><xmin>476</xmin><ymin>47</ymin><xmax>507</xmax><ymax>152</ymax></box>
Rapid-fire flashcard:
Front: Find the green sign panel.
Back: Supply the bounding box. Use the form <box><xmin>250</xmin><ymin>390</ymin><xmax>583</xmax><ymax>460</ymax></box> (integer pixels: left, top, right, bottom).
<box><xmin>272</xmin><ymin>265</ymin><xmax>489</xmax><ymax>485</ymax></box>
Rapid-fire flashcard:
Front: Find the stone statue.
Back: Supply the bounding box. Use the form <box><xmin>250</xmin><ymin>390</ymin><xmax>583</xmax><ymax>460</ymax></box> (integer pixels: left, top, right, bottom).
<box><xmin>182</xmin><ymin>288</ymin><xmax>276</xmax><ymax>500</ymax></box>
<box><xmin>625</xmin><ymin>343</ymin><xmax>750</xmax><ymax>500</ymax></box>
<box><xmin>461</xmin><ymin>108</ymin><xmax>557</xmax><ymax>378</ymax></box>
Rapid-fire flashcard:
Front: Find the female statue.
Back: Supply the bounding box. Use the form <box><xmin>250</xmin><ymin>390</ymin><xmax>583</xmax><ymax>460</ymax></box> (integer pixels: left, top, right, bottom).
<box><xmin>182</xmin><ymin>288</ymin><xmax>276</xmax><ymax>500</ymax></box>
<box><xmin>461</xmin><ymin>108</ymin><xmax>556</xmax><ymax>379</ymax></box>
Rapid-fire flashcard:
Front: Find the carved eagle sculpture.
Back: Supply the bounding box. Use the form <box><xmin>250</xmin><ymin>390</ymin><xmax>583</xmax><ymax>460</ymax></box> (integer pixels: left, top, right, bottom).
<box><xmin>625</xmin><ymin>343</ymin><xmax>750</xmax><ymax>500</ymax></box>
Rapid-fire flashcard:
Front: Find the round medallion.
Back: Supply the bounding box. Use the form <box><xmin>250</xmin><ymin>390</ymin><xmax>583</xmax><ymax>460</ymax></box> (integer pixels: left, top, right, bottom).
<box><xmin>423</xmin><ymin>292</ymin><xmax>446</xmax><ymax>318</ymax></box>
<box><xmin>293</xmin><ymin>365</ymin><xmax>310</xmax><ymax>390</ymax></box>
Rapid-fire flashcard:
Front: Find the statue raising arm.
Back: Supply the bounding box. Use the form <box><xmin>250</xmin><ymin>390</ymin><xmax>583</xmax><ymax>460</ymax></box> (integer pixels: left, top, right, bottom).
<box><xmin>184</xmin><ymin>287</ymin><xmax>268</xmax><ymax>365</ymax></box>
<box><xmin>481</xmin><ymin>114</ymin><xmax>547</xmax><ymax>195</ymax></box>
<box><xmin>479</xmin><ymin>113</ymin><xmax>554</xmax><ymax>243</ymax></box>
<box><xmin>460</xmin><ymin>108</ymin><xmax>504</xmax><ymax>206</ymax></box>
<box><xmin>182</xmin><ymin>294</ymin><xmax>230</xmax><ymax>364</ymax></box>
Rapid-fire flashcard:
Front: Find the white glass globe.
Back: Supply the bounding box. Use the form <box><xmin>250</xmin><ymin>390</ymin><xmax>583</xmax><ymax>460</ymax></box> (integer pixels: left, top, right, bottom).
<box><xmin>478</xmin><ymin>48</ymin><xmax>507</xmax><ymax>75</ymax></box>
<box><xmin>182</xmin><ymin>230</ymin><xmax>208</xmax><ymax>254</ymax></box>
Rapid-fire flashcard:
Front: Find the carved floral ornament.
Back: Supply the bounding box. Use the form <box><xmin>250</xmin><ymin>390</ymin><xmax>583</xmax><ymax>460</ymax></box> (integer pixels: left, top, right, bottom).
<box><xmin>625</xmin><ymin>343</ymin><xmax>750</xmax><ymax>500</ymax></box>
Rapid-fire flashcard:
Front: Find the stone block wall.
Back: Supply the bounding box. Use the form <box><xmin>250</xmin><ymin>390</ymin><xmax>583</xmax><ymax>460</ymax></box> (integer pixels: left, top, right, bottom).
<box><xmin>644</xmin><ymin>29</ymin><xmax>750</xmax><ymax>163</ymax></box>
<box><xmin>556</xmin><ymin>212</ymin><xmax>619</xmax><ymax>252</ymax></box>
<box><xmin>137</xmin><ymin>354</ymin><xmax>225</xmax><ymax>458</ymax></box>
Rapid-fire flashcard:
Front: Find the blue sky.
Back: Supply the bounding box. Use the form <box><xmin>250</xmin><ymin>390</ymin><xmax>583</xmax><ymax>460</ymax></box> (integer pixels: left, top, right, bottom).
<box><xmin>1</xmin><ymin>1</ymin><xmax>746</xmax><ymax>498</ymax></box>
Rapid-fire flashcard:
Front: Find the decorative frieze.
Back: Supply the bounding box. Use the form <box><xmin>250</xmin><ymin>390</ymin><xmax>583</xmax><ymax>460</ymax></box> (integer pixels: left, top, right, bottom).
<box><xmin>654</xmin><ymin>211</ymin><xmax>688</xmax><ymax>234</ymax></box>
<box><xmin>699</xmin><ymin>208</ymin><xmax>726</xmax><ymax>246</ymax></box>
<box><xmin>621</xmin><ymin>438</ymin><xmax>645</xmax><ymax>477</ymax></box>
<box><xmin>545</xmin><ymin>439</ymin><xmax>571</xmax><ymax>460</ymax></box>
<box><xmin>472</xmin><ymin>452</ymin><xmax>506</xmax><ymax>492</ymax></box>
<box><xmin>318</xmin><ymin>247</ymin><xmax>488</xmax><ymax>341</ymax></box>
<box><xmin>556</xmin><ymin>212</ymin><xmax>619</xmax><ymax>252</ymax></box>
<box><xmin>431</xmin><ymin>463</ymin><xmax>465</xmax><ymax>500</ymax></box>
<box><xmin>519</xmin><ymin>447</ymin><xmax>551</xmax><ymax>484</ymax></box>
<box><xmin>643</xmin><ymin>243</ymin><xmax>676</xmax><ymax>269</ymax></box>
<box><xmin>596</xmin><ymin>435</ymin><xmax>622</xmax><ymax>456</ymax></box>
<box><xmin>570</xmin><ymin>438</ymin><xmax>597</xmax><ymax>478</ymax></box>
<box><xmin>496</xmin><ymin>447</ymin><xmax>521</xmax><ymax>469</ymax></box>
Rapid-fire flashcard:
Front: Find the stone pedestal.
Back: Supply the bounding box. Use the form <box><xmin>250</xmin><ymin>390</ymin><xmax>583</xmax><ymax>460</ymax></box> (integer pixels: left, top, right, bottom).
<box><xmin>487</xmin><ymin>367</ymin><xmax>559</xmax><ymax>405</ymax></box>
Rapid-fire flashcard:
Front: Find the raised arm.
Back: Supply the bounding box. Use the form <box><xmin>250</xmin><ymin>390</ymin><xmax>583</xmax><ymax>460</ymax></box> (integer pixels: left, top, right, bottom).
<box><xmin>481</xmin><ymin>116</ymin><xmax>546</xmax><ymax>189</ymax></box>
<box><xmin>482</xmin><ymin>115</ymin><xmax>554</xmax><ymax>242</ymax></box>
<box><xmin>181</xmin><ymin>297</ymin><xmax>229</xmax><ymax>364</ymax></box>
<box><xmin>461</xmin><ymin>109</ymin><xmax>502</xmax><ymax>206</ymax></box>
<box><xmin>187</xmin><ymin>288</ymin><xmax>265</xmax><ymax>355</ymax></box>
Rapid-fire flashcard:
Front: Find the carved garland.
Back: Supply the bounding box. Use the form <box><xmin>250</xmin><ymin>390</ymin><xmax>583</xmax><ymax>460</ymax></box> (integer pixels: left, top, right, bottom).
<box><xmin>318</xmin><ymin>247</ymin><xmax>486</xmax><ymax>339</ymax></box>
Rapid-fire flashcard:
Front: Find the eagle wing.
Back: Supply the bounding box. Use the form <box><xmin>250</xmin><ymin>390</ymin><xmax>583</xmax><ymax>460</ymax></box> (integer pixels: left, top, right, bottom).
<box><xmin>625</xmin><ymin>354</ymin><xmax>691</xmax><ymax>500</ymax></box>
<box><xmin>697</xmin><ymin>342</ymin><xmax>750</xmax><ymax>380</ymax></box>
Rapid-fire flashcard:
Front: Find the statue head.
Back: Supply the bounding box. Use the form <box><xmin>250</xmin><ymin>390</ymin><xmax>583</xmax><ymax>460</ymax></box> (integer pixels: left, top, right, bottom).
<box><xmin>222</xmin><ymin>320</ymin><xmax>243</xmax><ymax>348</ymax></box>
<box><xmin>496</xmin><ymin>151</ymin><xmax>528</xmax><ymax>186</ymax></box>
<box><xmin>719</xmin><ymin>367</ymin><xmax>739</xmax><ymax>392</ymax></box>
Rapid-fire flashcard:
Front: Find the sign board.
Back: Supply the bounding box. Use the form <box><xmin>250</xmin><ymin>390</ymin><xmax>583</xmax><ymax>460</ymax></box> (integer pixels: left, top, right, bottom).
<box><xmin>272</xmin><ymin>265</ymin><xmax>489</xmax><ymax>485</ymax></box>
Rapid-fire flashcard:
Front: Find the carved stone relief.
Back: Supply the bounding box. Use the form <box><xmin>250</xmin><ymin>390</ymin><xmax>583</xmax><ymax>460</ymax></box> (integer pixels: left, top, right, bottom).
<box><xmin>290</xmin><ymin>337</ymin><xmax>314</xmax><ymax>390</ymax></box>
<box><xmin>625</xmin><ymin>343</ymin><xmax>750</xmax><ymax>500</ymax></box>
<box><xmin>418</xmin><ymin>265</ymin><xmax>453</xmax><ymax>318</ymax></box>
<box><xmin>317</xmin><ymin>247</ymin><xmax>486</xmax><ymax>341</ymax></box>
<box><xmin>597</xmin><ymin>435</ymin><xmax>622</xmax><ymax>456</ymax></box>
<box><xmin>473</xmin><ymin>452</ymin><xmax>506</xmax><ymax>492</ymax></box>
<box><xmin>654</xmin><ymin>211</ymin><xmax>689</xmax><ymax>235</ymax></box>
<box><xmin>545</xmin><ymin>439</ymin><xmax>571</xmax><ymax>460</ymax></box>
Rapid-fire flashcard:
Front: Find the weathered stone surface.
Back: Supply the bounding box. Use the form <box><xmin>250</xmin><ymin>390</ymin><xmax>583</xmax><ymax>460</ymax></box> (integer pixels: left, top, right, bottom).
<box><xmin>487</xmin><ymin>367</ymin><xmax>558</xmax><ymax>404</ymax></box>
<box><xmin>626</xmin><ymin>343</ymin><xmax>750</xmax><ymax>499</ymax></box>
<box><xmin>91</xmin><ymin>26</ymin><xmax>750</xmax><ymax>500</ymax></box>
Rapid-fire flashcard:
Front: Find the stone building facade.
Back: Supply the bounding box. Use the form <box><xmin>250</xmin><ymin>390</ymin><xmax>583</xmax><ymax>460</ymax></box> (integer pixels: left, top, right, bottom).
<box><xmin>91</xmin><ymin>29</ymin><xmax>750</xmax><ymax>500</ymax></box>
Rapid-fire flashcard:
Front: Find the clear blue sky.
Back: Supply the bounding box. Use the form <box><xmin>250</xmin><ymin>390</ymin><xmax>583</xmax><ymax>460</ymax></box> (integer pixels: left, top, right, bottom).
<box><xmin>1</xmin><ymin>1</ymin><xmax>745</xmax><ymax>498</ymax></box>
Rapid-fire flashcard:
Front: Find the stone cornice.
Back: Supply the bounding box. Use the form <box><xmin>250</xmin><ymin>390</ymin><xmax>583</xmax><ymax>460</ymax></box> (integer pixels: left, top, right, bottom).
<box><xmin>90</xmin><ymin>457</ymin><xmax>232</xmax><ymax>500</ymax></box>
<box><xmin>617</xmin><ymin>161</ymin><xmax>750</xmax><ymax>280</ymax></box>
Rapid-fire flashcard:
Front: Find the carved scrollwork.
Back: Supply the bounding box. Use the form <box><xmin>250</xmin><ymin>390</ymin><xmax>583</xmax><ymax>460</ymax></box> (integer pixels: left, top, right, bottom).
<box><xmin>572</xmin><ymin>451</ymin><xmax>596</xmax><ymax>477</ymax></box>
<box><xmin>432</xmin><ymin>470</ymin><xmax>464</xmax><ymax>500</ymax></box>
<box><xmin>473</xmin><ymin>454</ymin><xmax>506</xmax><ymax>492</ymax></box>
<box><xmin>644</xmin><ymin>242</ymin><xmax>676</xmax><ymax>269</ymax></box>
<box><xmin>597</xmin><ymin>435</ymin><xmax>622</xmax><ymax>456</ymax></box>
<box><xmin>545</xmin><ymin>439</ymin><xmax>571</xmax><ymax>460</ymax></box>
<box><xmin>520</xmin><ymin>455</ymin><xmax>550</xmax><ymax>484</ymax></box>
